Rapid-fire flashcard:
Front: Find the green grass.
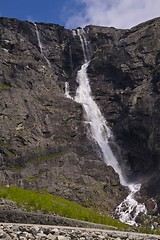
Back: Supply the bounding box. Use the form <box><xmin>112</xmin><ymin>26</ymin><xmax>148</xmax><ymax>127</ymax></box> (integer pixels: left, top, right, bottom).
<box><xmin>9</xmin><ymin>166</ymin><xmax>24</xmax><ymax>173</ymax></box>
<box><xmin>0</xmin><ymin>186</ymin><xmax>128</xmax><ymax>230</ymax></box>
<box><xmin>137</xmin><ymin>227</ymin><xmax>160</xmax><ymax>235</ymax></box>
<box><xmin>22</xmin><ymin>176</ymin><xmax>38</xmax><ymax>181</ymax></box>
<box><xmin>28</xmin><ymin>152</ymin><xmax>65</xmax><ymax>164</ymax></box>
<box><xmin>0</xmin><ymin>83</ymin><xmax>11</xmax><ymax>90</ymax></box>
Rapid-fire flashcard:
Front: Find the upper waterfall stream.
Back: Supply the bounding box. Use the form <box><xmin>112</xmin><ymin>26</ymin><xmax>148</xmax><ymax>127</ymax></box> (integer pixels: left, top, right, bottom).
<box><xmin>33</xmin><ymin>22</ymin><xmax>51</xmax><ymax>68</ymax></box>
<box><xmin>72</xmin><ymin>28</ymin><xmax>147</xmax><ymax>226</ymax></box>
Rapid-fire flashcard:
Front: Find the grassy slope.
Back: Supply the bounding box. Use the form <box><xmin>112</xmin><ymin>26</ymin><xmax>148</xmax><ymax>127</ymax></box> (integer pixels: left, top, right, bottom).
<box><xmin>0</xmin><ymin>186</ymin><xmax>128</xmax><ymax>230</ymax></box>
<box><xmin>0</xmin><ymin>186</ymin><xmax>160</xmax><ymax>234</ymax></box>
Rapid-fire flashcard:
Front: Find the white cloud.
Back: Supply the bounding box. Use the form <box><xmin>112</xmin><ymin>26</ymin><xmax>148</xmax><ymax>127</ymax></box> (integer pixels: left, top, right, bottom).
<box><xmin>66</xmin><ymin>0</ymin><xmax>160</xmax><ymax>29</ymax></box>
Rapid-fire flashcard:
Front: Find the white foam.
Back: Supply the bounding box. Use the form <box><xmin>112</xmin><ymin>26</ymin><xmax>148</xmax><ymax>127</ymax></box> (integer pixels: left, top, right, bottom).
<box><xmin>65</xmin><ymin>82</ymin><xmax>73</xmax><ymax>99</ymax></box>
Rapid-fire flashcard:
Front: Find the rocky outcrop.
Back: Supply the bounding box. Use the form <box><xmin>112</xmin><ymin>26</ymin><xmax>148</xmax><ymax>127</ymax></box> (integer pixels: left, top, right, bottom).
<box><xmin>0</xmin><ymin>16</ymin><xmax>160</xmax><ymax>216</ymax></box>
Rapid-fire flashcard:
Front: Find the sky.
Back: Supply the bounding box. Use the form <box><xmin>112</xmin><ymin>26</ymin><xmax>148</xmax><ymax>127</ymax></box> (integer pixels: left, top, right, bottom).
<box><xmin>0</xmin><ymin>0</ymin><xmax>160</xmax><ymax>29</ymax></box>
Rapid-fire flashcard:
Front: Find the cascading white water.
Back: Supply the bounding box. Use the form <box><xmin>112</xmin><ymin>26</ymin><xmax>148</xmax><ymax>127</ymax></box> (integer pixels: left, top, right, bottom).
<box><xmin>75</xmin><ymin>61</ymin><xmax>126</xmax><ymax>186</ymax></box>
<box><xmin>65</xmin><ymin>82</ymin><xmax>73</xmax><ymax>99</ymax></box>
<box><xmin>115</xmin><ymin>183</ymin><xmax>147</xmax><ymax>225</ymax></box>
<box><xmin>33</xmin><ymin>22</ymin><xmax>51</xmax><ymax>68</ymax></box>
<box><xmin>74</xmin><ymin>28</ymin><xmax>147</xmax><ymax>225</ymax></box>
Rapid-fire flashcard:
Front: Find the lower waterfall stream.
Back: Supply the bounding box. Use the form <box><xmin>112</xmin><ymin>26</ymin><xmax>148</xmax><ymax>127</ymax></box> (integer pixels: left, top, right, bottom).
<box><xmin>70</xmin><ymin>29</ymin><xmax>147</xmax><ymax>226</ymax></box>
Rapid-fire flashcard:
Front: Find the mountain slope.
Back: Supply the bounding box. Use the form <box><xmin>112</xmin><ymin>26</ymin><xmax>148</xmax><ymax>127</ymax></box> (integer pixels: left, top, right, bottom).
<box><xmin>0</xmin><ymin>17</ymin><xmax>160</xmax><ymax>216</ymax></box>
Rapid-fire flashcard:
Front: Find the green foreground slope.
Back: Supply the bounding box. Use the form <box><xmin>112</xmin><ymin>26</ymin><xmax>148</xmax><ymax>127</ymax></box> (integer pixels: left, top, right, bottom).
<box><xmin>0</xmin><ymin>186</ymin><xmax>128</xmax><ymax>230</ymax></box>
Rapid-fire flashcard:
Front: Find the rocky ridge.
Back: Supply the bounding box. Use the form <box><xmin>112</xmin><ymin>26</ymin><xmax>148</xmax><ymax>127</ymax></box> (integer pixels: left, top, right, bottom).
<box><xmin>0</xmin><ymin>16</ymin><xmax>160</xmax><ymax>217</ymax></box>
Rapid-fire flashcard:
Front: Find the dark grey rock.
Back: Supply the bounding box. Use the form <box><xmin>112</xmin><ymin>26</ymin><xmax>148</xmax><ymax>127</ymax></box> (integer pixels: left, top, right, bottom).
<box><xmin>0</xmin><ymin>16</ymin><xmax>160</xmax><ymax>219</ymax></box>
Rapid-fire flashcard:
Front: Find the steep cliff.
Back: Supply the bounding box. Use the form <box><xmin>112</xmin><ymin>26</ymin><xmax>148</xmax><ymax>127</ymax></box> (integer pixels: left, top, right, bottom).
<box><xmin>0</xmin><ymin>17</ymin><xmax>126</xmax><ymax>214</ymax></box>
<box><xmin>0</xmin><ymin>16</ymin><xmax>160</xmax><ymax>216</ymax></box>
<box><xmin>87</xmin><ymin>19</ymin><xmax>160</xmax><ymax>194</ymax></box>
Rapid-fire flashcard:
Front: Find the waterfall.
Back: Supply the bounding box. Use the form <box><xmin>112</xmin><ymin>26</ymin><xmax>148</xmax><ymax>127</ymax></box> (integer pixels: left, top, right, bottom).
<box><xmin>33</xmin><ymin>22</ymin><xmax>51</xmax><ymax>68</ymax></box>
<box><xmin>77</xmin><ymin>29</ymin><xmax>91</xmax><ymax>62</ymax></box>
<box><xmin>75</xmin><ymin>61</ymin><xmax>126</xmax><ymax>186</ymax></box>
<box><xmin>74</xmin><ymin>28</ymin><xmax>147</xmax><ymax>226</ymax></box>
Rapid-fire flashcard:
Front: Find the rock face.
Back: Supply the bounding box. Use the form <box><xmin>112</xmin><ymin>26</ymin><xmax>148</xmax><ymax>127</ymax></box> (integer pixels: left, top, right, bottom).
<box><xmin>86</xmin><ymin>19</ymin><xmax>160</xmax><ymax>194</ymax></box>
<box><xmin>0</xmin><ymin>17</ymin><xmax>160</xmax><ymax>215</ymax></box>
<box><xmin>0</xmin><ymin>17</ymin><xmax>126</xmax><ymax>214</ymax></box>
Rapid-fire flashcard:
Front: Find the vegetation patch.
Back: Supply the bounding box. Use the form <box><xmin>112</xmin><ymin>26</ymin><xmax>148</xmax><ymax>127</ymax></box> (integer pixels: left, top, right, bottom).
<box><xmin>22</xmin><ymin>176</ymin><xmax>38</xmax><ymax>181</ymax></box>
<box><xmin>9</xmin><ymin>166</ymin><xmax>24</xmax><ymax>173</ymax></box>
<box><xmin>137</xmin><ymin>226</ymin><xmax>160</xmax><ymax>235</ymax></box>
<box><xmin>29</xmin><ymin>152</ymin><xmax>65</xmax><ymax>164</ymax></box>
<box><xmin>0</xmin><ymin>186</ymin><xmax>129</xmax><ymax>230</ymax></box>
<box><xmin>0</xmin><ymin>83</ymin><xmax>11</xmax><ymax>90</ymax></box>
